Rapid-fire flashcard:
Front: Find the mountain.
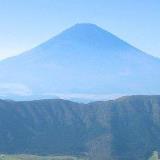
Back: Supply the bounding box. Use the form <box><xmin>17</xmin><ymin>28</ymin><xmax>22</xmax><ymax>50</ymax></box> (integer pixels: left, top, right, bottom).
<box><xmin>0</xmin><ymin>23</ymin><xmax>160</xmax><ymax>100</ymax></box>
<box><xmin>0</xmin><ymin>96</ymin><xmax>160</xmax><ymax>160</ymax></box>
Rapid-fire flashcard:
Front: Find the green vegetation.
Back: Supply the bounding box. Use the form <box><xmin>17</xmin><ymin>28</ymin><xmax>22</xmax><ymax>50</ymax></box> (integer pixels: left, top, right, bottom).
<box><xmin>1</xmin><ymin>96</ymin><xmax>160</xmax><ymax>159</ymax></box>
<box><xmin>0</xmin><ymin>154</ymin><xmax>87</xmax><ymax>160</ymax></box>
<box><xmin>149</xmin><ymin>151</ymin><xmax>159</xmax><ymax>160</ymax></box>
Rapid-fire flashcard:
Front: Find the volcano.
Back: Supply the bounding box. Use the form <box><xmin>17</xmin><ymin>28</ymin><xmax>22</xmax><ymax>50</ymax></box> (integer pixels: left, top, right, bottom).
<box><xmin>0</xmin><ymin>23</ymin><xmax>160</xmax><ymax>100</ymax></box>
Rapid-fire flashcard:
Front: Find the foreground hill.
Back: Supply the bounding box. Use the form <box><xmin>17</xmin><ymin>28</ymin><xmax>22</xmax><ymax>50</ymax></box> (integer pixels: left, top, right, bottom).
<box><xmin>0</xmin><ymin>96</ymin><xmax>160</xmax><ymax>160</ymax></box>
<box><xmin>0</xmin><ymin>24</ymin><xmax>160</xmax><ymax>100</ymax></box>
<box><xmin>0</xmin><ymin>154</ymin><xmax>86</xmax><ymax>160</ymax></box>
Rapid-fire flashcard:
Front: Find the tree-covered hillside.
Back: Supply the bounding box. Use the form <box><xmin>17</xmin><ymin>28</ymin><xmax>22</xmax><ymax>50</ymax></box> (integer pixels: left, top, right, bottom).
<box><xmin>0</xmin><ymin>96</ymin><xmax>160</xmax><ymax>160</ymax></box>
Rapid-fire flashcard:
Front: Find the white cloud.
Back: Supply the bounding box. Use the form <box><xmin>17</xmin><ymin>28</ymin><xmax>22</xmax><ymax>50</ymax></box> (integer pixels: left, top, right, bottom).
<box><xmin>0</xmin><ymin>83</ymin><xmax>32</xmax><ymax>96</ymax></box>
<box><xmin>43</xmin><ymin>93</ymin><xmax>124</xmax><ymax>101</ymax></box>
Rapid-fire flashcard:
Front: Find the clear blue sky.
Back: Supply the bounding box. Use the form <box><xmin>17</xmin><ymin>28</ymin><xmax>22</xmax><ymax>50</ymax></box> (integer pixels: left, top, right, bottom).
<box><xmin>0</xmin><ymin>0</ymin><xmax>160</xmax><ymax>59</ymax></box>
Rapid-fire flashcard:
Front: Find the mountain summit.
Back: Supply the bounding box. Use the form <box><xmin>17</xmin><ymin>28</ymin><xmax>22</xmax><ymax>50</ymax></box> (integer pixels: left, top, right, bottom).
<box><xmin>0</xmin><ymin>23</ymin><xmax>160</xmax><ymax>100</ymax></box>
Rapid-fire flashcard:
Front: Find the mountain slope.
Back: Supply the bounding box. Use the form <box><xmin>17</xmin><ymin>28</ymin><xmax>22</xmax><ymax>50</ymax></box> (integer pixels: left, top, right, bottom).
<box><xmin>0</xmin><ymin>23</ymin><xmax>160</xmax><ymax>99</ymax></box>
<box><xmin>0</xmin><ymin>96</ymin><xmax>160</xmax><ymax>160</ymax></box>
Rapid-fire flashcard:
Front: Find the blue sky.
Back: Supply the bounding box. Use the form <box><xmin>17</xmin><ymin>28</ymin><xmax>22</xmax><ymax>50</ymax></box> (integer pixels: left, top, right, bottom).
<box><xmin>0</xmin><ymin>0</ymin><xmax>160</xmax><ymax>59</ymax></box>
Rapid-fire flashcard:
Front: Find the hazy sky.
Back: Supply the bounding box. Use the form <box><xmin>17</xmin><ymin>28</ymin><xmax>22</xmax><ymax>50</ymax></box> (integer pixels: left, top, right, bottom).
<box><xmin>0</xmin><ymin>0</ymin><xmax>160</xmax><ymax>59</ymax></box>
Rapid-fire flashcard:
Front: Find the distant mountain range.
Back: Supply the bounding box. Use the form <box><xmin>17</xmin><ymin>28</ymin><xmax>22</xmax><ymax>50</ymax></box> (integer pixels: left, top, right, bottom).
<box><xmin>0</xmin><ymin>23</ymin><xmax>160</xmax><ymax>100</ymax></box>
<box><xmin>0</xmin><ymin>95</ymin><xmax>160</xmax><ymax>160</ymax></box>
